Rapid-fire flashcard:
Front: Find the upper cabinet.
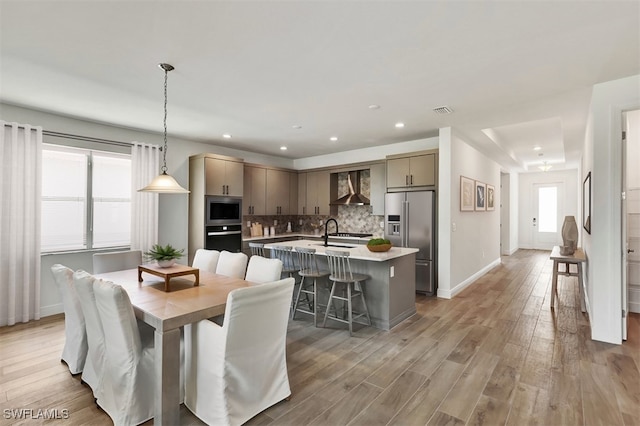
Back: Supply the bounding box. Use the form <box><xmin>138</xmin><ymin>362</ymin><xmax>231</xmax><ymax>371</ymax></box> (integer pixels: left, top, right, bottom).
<box><xmin>386</xmin><ymin>151</ymin><xmax>437</xmax><ymax>189</ymax></box>
<box><xmin>244</xmin><ymin>165</ymin><xmax>266</xmax><ymax>215</ymax></box>
<box><xmin>266</xmin><ymin>169</ymin><xmax>294</xmax><ymax>215</ymax></box>
<box><xmin>244</xmin><ymin>165</ymin><xmax>298</xmax><ymax>216</ymax></box>
<box><xmin>204</xmin><ymin>156</ymin><xmax>244</xmax><ymax>196</ymax></box>
<box><xmin>298</xmin><ymin>170</ymin><xmax>330</xmax><ymax>215</ymax></box>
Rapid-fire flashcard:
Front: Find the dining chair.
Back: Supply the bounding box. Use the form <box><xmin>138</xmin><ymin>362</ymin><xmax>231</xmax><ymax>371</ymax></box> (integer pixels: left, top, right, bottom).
<box><xmin>92</xmin><ymin>278</ymin><xmax>157</xmax><ymax>426</ymax></box>
<box><xmin>215</xmin><ymin>251</ymin><xmax>249</xmax><ymax>279</ymax></box>
<box><xmin>184</xmin><ymin>277</ymin><xmax>294</xmax><ymax>426</ymax></box>
<box><xmin>50</xmin><ymin>264</ymin><xmax>87</xmax><ymax>375</ymax></box>
<box><xmin>192</xmin><ymin>248</ymin><xmax>220</xmax><ymax>272</ymax></box>
<box><xmin>73</xmin><ymin>270</ymin><xmax>106</xmax><ymax>399</ymax></box>
<box><xmin>292</xmin><ymin>247</ymin><xmax>330</xmax><ymax>326</ymax></box>
<box><xmin>245</xmin><ymin>255</ymin><xmax>283</xmax><ymax>284</ymax></box>
<box><xmin>248</xmin><ymin>242</ymin><xmax>266</xmax><ymax>257</ymax></box>
<box><xmin>92</xmin><ymin>250</ymin><xmax>142</xmax><ymax>274</ymax></box>
<box><xmin>323</xmin><ymin>249</ymin><xmax>372</xmax><ymax>336</ymax></box>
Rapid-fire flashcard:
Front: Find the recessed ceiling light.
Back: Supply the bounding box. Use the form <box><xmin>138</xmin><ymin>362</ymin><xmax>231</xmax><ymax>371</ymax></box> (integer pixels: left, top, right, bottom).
<box><xmin>395</xmin><ymin>122</ymin><xmax>405</xmax><ymax>128</ymax></box>
<box><xmin>222</xmin><ymin>134</ymin><xmax>232</xmax><ymax>139</ymax></box>
<box><xmin>533</xmin><ymin>146</ymin><xmax>542</xmax><ymax>151</ymax></box>
<box><xmin>368</xmin><ymin>104</ymin><xmax>381</xmax><ymax>110</ymax></box>
<box><xmin>330</xmin><ymin>136</ymin><xmax>338</xmax><ymax>141</ymax></box>
<box><xmin>292</xmin><ymin>125</ymin><xmax>302</xmax><ymax>129</ymax></box>
<box><xmin>280</xmin><ymin>146</ymin><xmax>287</xmax><ymax>151</ymax></box>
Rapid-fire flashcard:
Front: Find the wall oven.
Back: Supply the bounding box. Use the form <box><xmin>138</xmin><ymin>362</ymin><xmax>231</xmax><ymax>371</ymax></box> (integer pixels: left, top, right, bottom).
<box><xmin>205</xmin><ymin>196</ymin><xmax>242</xmax><ymax>252</ymax></box>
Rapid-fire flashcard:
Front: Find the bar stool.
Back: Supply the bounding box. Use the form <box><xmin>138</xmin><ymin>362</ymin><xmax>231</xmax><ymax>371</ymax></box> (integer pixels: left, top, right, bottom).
<box><xmin>292</xmin><ymin>247</ymin><xmax>329</xmax><ymax>326</ymax></box>
<box><xmin>270</xmin><ymin>245</ymin><xmax>299</xmax><ymax>311</ymax></box>
<box><xmin>248</xmin><ymin>242</ymin><xmax>266</xmax><ymax>257</ymax></box>
<box><xmin>322</xmin><ymin>249</ymin><xmax>371</xmax><ymax>336</ymax></box>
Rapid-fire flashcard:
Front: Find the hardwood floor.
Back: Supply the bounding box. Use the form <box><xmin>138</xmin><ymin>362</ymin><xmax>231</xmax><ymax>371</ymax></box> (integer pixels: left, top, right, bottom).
<box><xmin>1</xmin><ymin>249</ymin><xmax>638</xmax><ymax>425</ymax></box>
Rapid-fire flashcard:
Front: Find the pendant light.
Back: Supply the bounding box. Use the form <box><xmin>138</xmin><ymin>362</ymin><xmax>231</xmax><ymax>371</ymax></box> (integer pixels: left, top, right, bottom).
<box><xmin>139</xmin><ymin>63</ymin><xmax>190</xmax><ymax>193</ymax></box>
<box><xmin>538</xmin><ymin>161</ymin><xmax>552</xmax><ymax>172</ymax></box>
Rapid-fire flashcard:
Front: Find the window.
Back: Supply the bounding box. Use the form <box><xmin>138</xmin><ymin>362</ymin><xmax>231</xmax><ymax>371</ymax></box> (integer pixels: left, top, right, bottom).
<box><xmin>41</xmin><ymin>144</ymin><xmax>131</xmax><ymax>252</ymax></box>
<box><xmin>538</xmin><ymin>186</ymin><xmax>558</xmax><ymax>233</ymax></box>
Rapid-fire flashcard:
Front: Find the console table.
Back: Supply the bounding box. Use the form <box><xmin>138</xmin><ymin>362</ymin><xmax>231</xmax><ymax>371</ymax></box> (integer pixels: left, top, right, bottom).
<box><xmin>550</xmin><ymin>246</ymin><xmax>586</xmax><ymax>312</ymax></box>
<box><xmin>138</xmin><ymin>263</ymin><xmax>199</xmax><ymax>292</ymax></box>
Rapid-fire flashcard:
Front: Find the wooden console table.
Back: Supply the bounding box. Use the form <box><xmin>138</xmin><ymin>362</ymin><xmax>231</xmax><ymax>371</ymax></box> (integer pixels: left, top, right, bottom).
<box><xmin>550</xmin><ymin>246</ymin><xmax>586</xmax><ymax>312</ymax></box>
<box><xmin>138</xmin><ymin>263</ymin><xmax>199</xmax><ymax>292</ymax></box>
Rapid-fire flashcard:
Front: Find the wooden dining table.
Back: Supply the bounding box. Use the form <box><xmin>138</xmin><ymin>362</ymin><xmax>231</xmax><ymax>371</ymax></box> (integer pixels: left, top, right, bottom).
<box><xmin>93</xmin><ymin>266</ymin><xmax>251</xmax><ymax>425</ymax></box>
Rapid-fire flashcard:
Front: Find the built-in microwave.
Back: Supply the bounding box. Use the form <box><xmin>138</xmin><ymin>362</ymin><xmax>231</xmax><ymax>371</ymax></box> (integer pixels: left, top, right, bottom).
<box><xmin>205</xmin><ymin>195</ymin><xmax>242</xmax><ymax>226</ymax></box>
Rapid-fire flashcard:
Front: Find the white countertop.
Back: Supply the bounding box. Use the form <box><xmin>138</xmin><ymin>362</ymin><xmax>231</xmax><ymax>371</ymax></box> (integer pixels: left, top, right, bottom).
<box><xmin>264</xmin><ymin>239</ymin><xmax>418</xmax><ymax>262</ymax></box>
<box><xmin>243</xmin><ymin>233</ymin><xmax>376</xmax><ymax>243</ymax></box>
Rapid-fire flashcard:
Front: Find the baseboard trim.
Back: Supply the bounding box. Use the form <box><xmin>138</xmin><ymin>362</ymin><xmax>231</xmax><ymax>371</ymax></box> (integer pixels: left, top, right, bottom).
<box><xmin>437</xmin><ymin>257</ymin><xmax>502</xmax><ymax>299</ymax></box>
<box><xmin>40</xmin><ymin>303</ymin><xmax>63</xmax><ymax>318</ymax></box>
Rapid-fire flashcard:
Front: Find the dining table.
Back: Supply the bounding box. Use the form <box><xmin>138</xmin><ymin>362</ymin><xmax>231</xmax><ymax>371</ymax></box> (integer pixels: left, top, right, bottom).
<box><xmin>93</xmin><ymin>266</ymin><xmax>251</xmax><ymax>425</ymax></box>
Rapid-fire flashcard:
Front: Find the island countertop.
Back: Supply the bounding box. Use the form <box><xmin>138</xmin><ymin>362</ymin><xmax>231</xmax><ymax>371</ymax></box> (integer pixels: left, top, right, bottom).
<box><xmin>264</xmin><ymin>239</ymin><xmax>418</xmax><ymax>262</ymax></box>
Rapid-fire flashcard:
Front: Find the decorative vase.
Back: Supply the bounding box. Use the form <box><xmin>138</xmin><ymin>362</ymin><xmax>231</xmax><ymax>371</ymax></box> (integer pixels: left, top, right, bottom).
<box><xmin>561</xmin><ymin>216</ymin><xmax>578</xmax><ymax>255</ymax></box>
<box><xmin>157</xmin><ymin>259</ymin><xmax>176</xmax><ymax>268</ymax></box>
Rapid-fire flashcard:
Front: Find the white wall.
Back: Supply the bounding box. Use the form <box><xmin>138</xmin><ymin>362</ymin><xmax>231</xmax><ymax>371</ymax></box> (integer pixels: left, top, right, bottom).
<box><xmin>438</xmin><ymin>127</ymin><xmax>501</xmax><ymax>298</ymax></box>
<box><xmin>583</xmin><ymin>74</ymin><xmax>640</xmax><ymax>344</ymax></box>
<box><xmin>517</xmin><ymin>169</ymin><xmax>579</xmax><ymax>249</ymax></box>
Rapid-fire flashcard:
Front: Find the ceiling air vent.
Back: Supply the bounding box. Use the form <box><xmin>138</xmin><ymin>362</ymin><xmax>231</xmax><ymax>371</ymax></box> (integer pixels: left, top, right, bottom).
<box><xmin>433</xmin><ymin>106</ymin><xmax>453</xmax><ymax>114</ymax></box>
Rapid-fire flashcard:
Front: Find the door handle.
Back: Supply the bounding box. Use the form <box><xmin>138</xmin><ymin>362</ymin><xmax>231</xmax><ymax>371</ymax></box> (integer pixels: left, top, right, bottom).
<box><xmin>629</xmin><ymin>249</ymin><xmax>636</xmax><ymax>254</ymax></box>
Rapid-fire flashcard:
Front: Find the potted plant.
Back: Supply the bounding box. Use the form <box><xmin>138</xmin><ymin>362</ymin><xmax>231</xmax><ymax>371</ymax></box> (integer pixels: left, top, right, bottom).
<box><xmin>144</xmin><ymin>243</ymin><xmax>185</xmax><ymax>268</ymax></box>
<box><xmin>366</xmin><ymin>238</ymin><xmax>392</xmax><ymax>252</ymax></box>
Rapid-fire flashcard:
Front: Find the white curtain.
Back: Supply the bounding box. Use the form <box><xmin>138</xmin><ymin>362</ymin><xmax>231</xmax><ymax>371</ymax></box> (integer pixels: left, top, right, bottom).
<box><xmin>0</xmin><ymin>121</ymin><xmax>42</xmax><ymax>326</ymax></box>
<box><xmin>131</xmin><ymin>142</ymin><xmax>159</xmax><ymax>254</ymax></box>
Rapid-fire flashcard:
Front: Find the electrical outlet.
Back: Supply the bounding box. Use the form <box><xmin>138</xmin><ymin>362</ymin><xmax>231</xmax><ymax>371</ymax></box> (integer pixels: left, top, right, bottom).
<box><xmin>452</xmin><ymin>222</ymin><xmax>457</xmax><ymax>232</ymax></box>
<box><xmin>390</xmin><ymin>266</ymin><xmax>395</xmax><ymax>278</ymax></box>
<box><xmin>380</xmin><ymin>221</ymin><xmax>384</xmax><ymax>228</ymax></box>
<box><xmin>299</xmin><ymin>219</ymin><xmax>303</xmax><ymax>225</ymax></box>
<box><xmin>274</xmin><ymin>220</ymin><xmax>278</xmax><ymax>226</ymax></box>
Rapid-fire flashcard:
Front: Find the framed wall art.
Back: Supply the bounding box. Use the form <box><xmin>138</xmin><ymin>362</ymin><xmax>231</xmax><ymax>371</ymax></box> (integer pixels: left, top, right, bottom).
<box><xmin>583</xmin><ymin>172</ymin><xmax>591</xmax><ymax>234</ymax></box>
<box><xmin>460</xmin><ymin>176</ymin><xmax>475</xmax><ymax>211</ymax></box>
<box><xmin>486</xmin><ymin>184</ymin><xmax>495</xmax><ymax>211</ymax></box>
<box><xmin>475</xmin><ymin>181</ymin><xmax>486</xmax><ymax>211</ymax></box>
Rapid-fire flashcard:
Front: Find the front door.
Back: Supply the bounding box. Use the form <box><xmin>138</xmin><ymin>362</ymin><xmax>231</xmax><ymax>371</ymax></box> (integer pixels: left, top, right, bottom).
<box><xmin>532</xmin><ymin>183</ymin><xmax>563</xmax><ymax>250</ymax></box>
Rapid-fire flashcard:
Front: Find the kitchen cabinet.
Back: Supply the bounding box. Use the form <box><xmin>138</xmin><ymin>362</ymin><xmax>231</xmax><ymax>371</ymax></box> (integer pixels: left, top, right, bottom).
<box><xmin>298</xmin><ymin>170</ymin><xmax>330</xmax><ymax>215</ymax></box>
<box><xmin>205</xmin><ymin>156</ymin><xmax>244</xmax><ymax>196</ymax></box>
<box><xmin>266</xmin><ymin>169</ymin><xmax>292</xmax><ymax>215</ymax></box>
<box><xmin>369</xmin><ymin>163</ymin><xmax>386</xmax><ymax>215</ymax></box>
<box><xmin>243</xmin><ymin>166</ymin><xmax>266</xmax><ymax>215</ymax></box>
<box><xmin>188</xmin><ymin>153</ymin><xmax>244</xmax><ymax>264</ymax></box>
<box><xmin>386</xmin><ymin>152</ymin><xmax>436</xmax><ymax>189</ymax></box>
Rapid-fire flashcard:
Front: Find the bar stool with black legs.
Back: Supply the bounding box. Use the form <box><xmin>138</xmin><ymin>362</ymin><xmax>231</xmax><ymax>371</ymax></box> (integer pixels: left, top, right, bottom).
<box><xmin>248</xmin><ymin>242</ymin><xmax>266</xmax><ymax>257</ymax></box>
<box><xmin>322</xmin><ymin>249</ymin><xmax>371</xmax><ymax>336</ymax></box>
<box><xmin>292</xmin><ymin>247</ymin><xmax>329</xmax><ymax>326</ymax></box>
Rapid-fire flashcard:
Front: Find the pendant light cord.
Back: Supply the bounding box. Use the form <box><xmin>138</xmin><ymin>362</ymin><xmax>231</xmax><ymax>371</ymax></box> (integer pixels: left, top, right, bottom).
<box><xmin>161</xmin><ymin>66</ymin><xmax>169</xmax><ymax>174</ymax></box>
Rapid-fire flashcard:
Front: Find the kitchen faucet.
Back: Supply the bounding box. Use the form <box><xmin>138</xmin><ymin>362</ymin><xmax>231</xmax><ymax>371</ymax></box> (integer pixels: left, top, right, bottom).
<box><xmin>324</xmin><ymin>218</ymin><xmax>338</xmax><ymax>247</ymax></box>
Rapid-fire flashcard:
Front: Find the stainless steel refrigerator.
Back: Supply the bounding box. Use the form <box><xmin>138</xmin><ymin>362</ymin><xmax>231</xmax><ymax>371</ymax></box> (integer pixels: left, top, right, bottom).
<box><xmin>384</xmin><ymin>191</ymin><xmax>436</xmax><ymax>295</ymax></box>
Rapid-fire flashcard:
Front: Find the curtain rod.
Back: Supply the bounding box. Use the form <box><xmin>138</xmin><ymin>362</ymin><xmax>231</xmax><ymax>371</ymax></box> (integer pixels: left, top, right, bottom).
<box><xmin>43</xmin><ymin>130</ymin><xmax>134</xmax><ymax>148</ymax></box>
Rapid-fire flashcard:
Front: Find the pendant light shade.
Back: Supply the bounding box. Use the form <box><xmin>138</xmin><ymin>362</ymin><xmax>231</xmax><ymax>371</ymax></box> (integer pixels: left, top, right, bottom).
<box><xmin>139</xmin><ymin>63</ymin><xmax>190</xmax><ymax>194</ymax></box>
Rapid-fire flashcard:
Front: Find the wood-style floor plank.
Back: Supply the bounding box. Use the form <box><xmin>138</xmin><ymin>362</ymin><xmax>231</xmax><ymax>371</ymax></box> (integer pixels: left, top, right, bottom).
<box><xmin>0</xmin><ymin>249</ymin><xmax>638</xmax><ymax>426</ymax></box>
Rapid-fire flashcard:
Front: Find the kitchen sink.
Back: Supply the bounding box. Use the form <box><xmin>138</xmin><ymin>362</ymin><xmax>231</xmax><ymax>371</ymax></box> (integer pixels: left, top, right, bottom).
<box><xmin>310</xmin><ymin>243</ymin><xmax>357</xmax><ymax>249</ymax></box>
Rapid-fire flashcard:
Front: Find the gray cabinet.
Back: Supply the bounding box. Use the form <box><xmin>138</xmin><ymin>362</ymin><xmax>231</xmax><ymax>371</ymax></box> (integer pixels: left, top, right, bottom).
<box><xmin>266</xmin><ymin>169</ymin><xmax>291</xmax><ymax>215</ymax></box>
<box><xmin>244</xmin><ymin>166</ymin><xmax>266</xmax><ymax>215</ymax></box>
<box><xmin>298</xmin><ymin>170</ymin><xmax>330</xmax><ymax>215</ymax></box>
<box><xmin>204</xmin><ymin>156</ymin><xmax>244</xmax><ymax>196</ymax></box>
<box><xmin>387</xmin><ymin>153</ymin><xmax>436</xmax><ymax>189</ymax></box>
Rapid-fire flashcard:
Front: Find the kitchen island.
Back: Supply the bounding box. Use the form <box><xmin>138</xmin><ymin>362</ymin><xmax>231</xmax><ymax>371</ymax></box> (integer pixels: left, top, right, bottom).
<box><xmin>264</xmin><ymin>239</ymin><xmax>418</xmax><ymax>331</ymax></box>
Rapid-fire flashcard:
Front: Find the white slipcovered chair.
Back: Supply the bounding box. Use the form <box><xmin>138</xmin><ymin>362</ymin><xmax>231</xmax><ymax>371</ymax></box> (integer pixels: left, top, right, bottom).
<box><xmin>92</xmin><ymin>278</ymin><xmax>156</xmax><ymax>426</ymax></box>
<box><xmin>244</xmin><ymin>255</ymin><xmax>283</xmax><ymax>284</ymax></box>
<box><xmin>215</xmin><ymin>250</ymin><xmax>249</xmax><ymax>279</ymax></box>
<box><xmin>192</xmin><ymin>248</ymin><xmax>220</xmax><ymax>272</ymax></box>
<box><xmin>73</xmin><ymin>270</ymin><xmax>106</xmax><ymax>398</ymax></box>
<box><xmin>50</xmin><ymin>264</ymin><xmax>87</xmax><ymax>375</ymax></box>
<box><xmin>92</xmin><ymin>250</ymin><xmax>142</xmax><ymax>274</ymax></box>
<box><xmin>184</xmin><ymin>277</ymin><xmax>295</xmax><ymax>425</ymax></box>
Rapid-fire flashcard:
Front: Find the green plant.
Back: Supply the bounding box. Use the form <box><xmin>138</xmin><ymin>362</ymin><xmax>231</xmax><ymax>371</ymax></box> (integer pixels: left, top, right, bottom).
<box><xmin>367</xmin><ymin>238</ymin><xmax>391</xmax><ymax>246</ymax></box>
<box><xmin>144</xmin><ymin>244</ymin><xmax>185</xmax><ymax>261</ymax></box>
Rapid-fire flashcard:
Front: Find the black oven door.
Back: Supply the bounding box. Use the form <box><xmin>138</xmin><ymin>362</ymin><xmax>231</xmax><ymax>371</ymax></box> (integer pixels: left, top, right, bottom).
<box><xmin>205</xmin><ymin>224</ymin><xmax>242</xmax><ymax>253</ymax></box>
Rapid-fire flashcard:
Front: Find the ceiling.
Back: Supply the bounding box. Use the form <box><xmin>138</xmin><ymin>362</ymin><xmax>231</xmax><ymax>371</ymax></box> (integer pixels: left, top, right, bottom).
<box><xmin>1</xmin><ymin>1</ymin><xmax>638</xmax><ymax>172</ymax></box>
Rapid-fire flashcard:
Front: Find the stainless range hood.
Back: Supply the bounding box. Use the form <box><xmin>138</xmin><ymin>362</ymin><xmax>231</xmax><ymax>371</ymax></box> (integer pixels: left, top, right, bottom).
<box><xmin>331</xmin><ymin>170</ymin><xmax>370</xmax><ymax>205</ymax></box>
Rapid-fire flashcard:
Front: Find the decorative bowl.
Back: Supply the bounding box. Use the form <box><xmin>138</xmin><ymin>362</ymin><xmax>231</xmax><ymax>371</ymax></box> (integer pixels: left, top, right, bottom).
<box><xmin>366</xmin><ymin>243</ymin><xmax>392</xmax><ymax>252</ymax></box>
